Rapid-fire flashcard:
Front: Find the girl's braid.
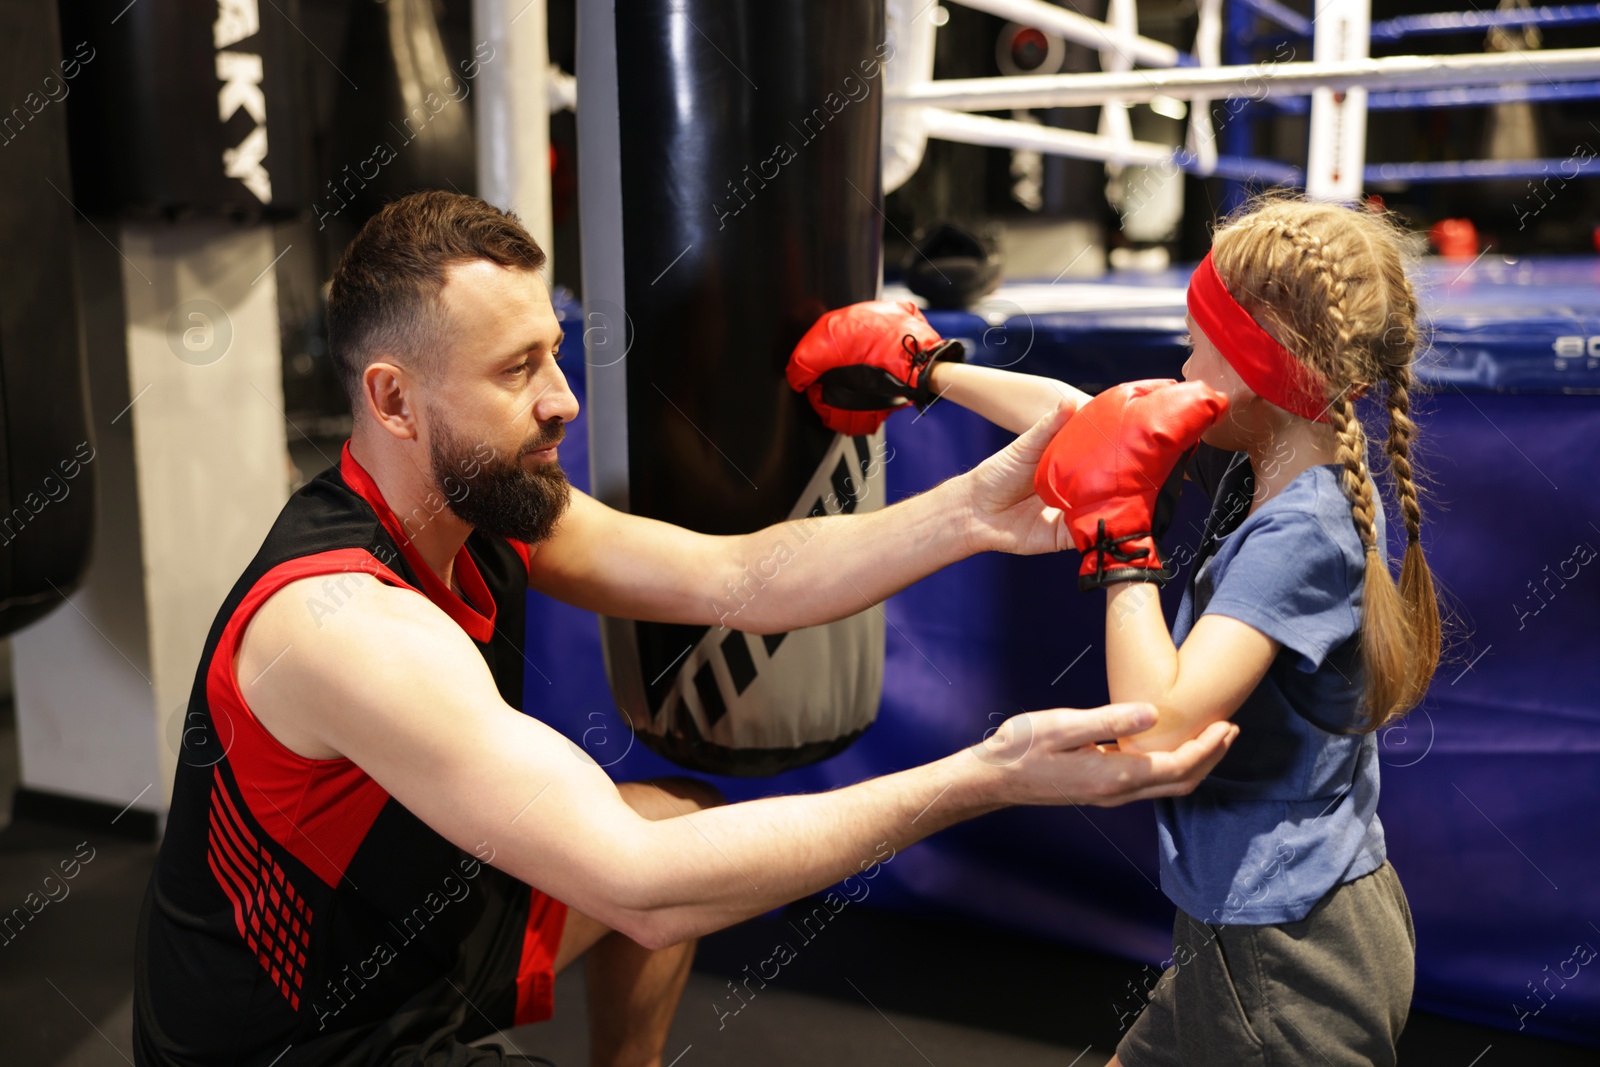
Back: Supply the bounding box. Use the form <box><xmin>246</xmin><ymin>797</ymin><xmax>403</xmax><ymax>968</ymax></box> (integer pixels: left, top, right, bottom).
<box><xmin>1248</xmin><ymin>216</ymin><xmax>1381</xmax><ymax>551</ymax></box>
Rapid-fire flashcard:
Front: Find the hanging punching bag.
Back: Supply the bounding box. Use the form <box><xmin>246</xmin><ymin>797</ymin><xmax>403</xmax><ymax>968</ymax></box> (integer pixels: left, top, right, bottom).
<box><xmin>326</xmin><ymin>0</ymin><xmax>480</xmax><ymax>227</ymax></box>
<box><xmin>578</xmin><ymin>0</ymin><xmax>892</xmax><ymax>775</ymax></box>
<box><xmin>0</xmin><ymin>2</ymin><xmax>94</xmax><ymax>634</ymax></box>
<box><xmin>59</xmin><ymin>0</ymin><xmax>313</xmax><ymax>214</ymax></box>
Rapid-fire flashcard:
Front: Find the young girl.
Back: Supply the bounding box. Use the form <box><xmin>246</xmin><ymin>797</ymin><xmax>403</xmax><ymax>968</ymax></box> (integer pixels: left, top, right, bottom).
<box><xmin>927</xmin><ymin>196</ymin><xmax>1442</xmax><ymax>1066</ymax></box>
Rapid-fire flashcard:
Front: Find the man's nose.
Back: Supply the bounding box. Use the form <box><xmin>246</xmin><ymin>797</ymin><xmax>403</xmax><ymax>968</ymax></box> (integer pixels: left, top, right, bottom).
<box><xmin>535</xmin><ymin>365</ymin><xmax>581</xmax><ymax>425</ymax></box>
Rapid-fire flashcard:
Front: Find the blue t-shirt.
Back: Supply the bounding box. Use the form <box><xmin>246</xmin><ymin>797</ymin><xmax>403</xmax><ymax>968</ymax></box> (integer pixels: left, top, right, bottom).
<box><xmin>1155</xmin><ymin>445</ymin><xmax>1388</xmax><ymax>925</ymax></box>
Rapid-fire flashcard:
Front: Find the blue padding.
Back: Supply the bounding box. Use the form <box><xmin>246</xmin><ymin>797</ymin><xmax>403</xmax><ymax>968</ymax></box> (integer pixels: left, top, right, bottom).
<box><xmin>1373</xmin><ymin>80</ymin><xmax>1600</xmax><ymax>110</ymax></box>
<box><xmin>1179</xmin><ymin>152</ymin><xmax>1304</xmax><ymax>185</ymax></box>
<box><xmin>934</xmin><ymin>258</ymin><xmax>1600</xmax><ymax>393</ymax></box>
<box><xmin>1368</xmin><ymin>156</ymin><xmax>1600</xmax><ymax>184</ymax></box>
<box><xmin>1233</xmin><ymin>0</ymin><xmax>1313</xmax><ymax>37</ymax></box>
<box><xmin>1260</xmin><ymin>80</ymin><xmax>1600</xmax><ymax>113</ymax></box>
<box><xmin>1371</xmin><ymin>4</ymin><xmax>1600</xmax><ymax>42</ymax></box>
<box><xmin>529</xmin><ymin>279</ymin><xmax>1600</xmax><ymax>1046</ymax></box>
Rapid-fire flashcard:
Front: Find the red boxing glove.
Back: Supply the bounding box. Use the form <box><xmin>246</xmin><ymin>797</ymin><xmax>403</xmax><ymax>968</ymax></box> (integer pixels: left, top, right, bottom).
<box><xmin>786</xmin><ymin>301</ymin><xmax>965</xmax><ymax>436</ymax></box>
<box><xmin>1035</xmin><ymin>379</ymin><xmax>1229</xmax><ymax>590</ymax></box>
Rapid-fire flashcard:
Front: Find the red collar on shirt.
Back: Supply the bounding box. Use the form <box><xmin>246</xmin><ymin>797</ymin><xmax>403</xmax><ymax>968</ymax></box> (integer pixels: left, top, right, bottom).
<box><xmin>339</xmin><ymin>441</ymin><xmax>496</xmax><ymax>643</ymax></box>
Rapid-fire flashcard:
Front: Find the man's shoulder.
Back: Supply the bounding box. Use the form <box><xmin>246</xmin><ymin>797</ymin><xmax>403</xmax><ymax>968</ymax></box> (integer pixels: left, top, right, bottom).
<box><xmin>248</xmin><ymin>570</ymin><xmax>440</xmax><ymax>667</ymax></box>
<box><xmin>238</xmin><ymin>571</ymin><xmax>447</xmax><ymax>760</ymax></box>
<box><xmin>233</xmin><ymin>464</ymin><xmax>408</xmax><ymax>604</ymax></box>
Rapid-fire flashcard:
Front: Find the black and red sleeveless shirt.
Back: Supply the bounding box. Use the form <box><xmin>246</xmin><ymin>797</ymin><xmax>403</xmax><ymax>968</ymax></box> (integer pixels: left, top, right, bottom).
<box><xmin>134</xmin><ymin>443</ymin><xmax>561</xmax><ymax>1066</ymax></box>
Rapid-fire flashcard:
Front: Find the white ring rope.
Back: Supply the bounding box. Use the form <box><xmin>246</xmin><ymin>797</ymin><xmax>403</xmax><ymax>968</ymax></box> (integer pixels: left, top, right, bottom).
<box><xmin>920</xmin><ymin>106</ymin><xmax>1175</xmax><ymax>166</ymax></box>
<box><xmin>891</xmin><ymin>45</ymin><xmax>1600</xmax><ymax>109</ymax></box>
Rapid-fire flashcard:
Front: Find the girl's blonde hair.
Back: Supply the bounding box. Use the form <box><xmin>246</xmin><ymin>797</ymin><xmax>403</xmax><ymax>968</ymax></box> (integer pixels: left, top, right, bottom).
<box><xmin>1211</xmin><ymin>194</ymin><xmax>1440</xmax><ymax>731</ymax></box>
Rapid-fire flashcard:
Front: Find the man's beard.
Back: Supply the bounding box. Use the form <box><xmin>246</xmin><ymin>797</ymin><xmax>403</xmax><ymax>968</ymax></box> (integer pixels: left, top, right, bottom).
<box><xmin>427</xmin><ymin>417</ymin><xmax>572</xmax><ymax>544</ymax></box>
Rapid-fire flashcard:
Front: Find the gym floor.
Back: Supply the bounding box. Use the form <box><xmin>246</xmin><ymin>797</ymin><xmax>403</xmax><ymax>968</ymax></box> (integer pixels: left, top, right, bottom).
<box><xmin>0</xmin><ymin>690</ymin><xmax>1591</xmax><ymax>1067</ymax></box>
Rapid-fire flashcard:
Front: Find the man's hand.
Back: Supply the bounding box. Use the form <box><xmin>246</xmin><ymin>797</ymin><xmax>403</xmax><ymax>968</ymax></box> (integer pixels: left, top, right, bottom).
<box><xmin>958</xmin><ymin>402</ymin><xmax>1079</xmax><ymax>556</ymax></box>
<box><xmin>971</xmin><ymin>703</ymin><xmax>1237</xmax><ymax>807</ymax></box>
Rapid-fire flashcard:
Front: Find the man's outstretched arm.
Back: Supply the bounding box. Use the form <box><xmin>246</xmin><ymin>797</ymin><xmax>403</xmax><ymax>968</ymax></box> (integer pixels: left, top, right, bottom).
<box><xmin>245</xmin><ymin>574</ymin><xmax>1236</xmax><ymax>950</ymax></box>
<box><xmin>529</xmin><ymin>403</ymin><xmax>1075</xmax><ymax>634</ymax></box>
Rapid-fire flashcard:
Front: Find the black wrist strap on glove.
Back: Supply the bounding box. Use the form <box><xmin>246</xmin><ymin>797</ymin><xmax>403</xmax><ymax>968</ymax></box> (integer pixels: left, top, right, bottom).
<box><xmin>905</xmin><ymin>337</ymin><xmax>966</xmax><ymax>411</ymax></box>
<box><xmin>1078</xmin><ymin>520</ymin><xmax>1170</xmax><ymax>591</ymax></box>
<box><xmin>813</xmin><ymin>336</ymin><xmax>966</xmax><ymax>413</ymax></box>
<box><xmin>1075</xmin><ymin>446</ymin><xmax>1196</xmax><ymax>592</ymax></box>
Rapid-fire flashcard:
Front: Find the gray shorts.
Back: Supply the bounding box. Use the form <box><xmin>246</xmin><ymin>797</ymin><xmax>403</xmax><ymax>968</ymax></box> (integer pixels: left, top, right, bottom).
<box><xmin>1117</xmin><ymin>861</ymin><xmax>1415</xmax><ymax>1067</ymax></box>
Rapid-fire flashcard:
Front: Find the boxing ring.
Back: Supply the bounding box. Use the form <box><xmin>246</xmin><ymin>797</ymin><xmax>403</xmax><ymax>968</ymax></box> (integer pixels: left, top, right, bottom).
<box><xmin>531</xmin><ymin>0</ymin><xmax>1600</xmax><ymax>1048</ymax></box>
<box><xmin>882</xmin><ymin>0</ymin><xmax>1600</xmax><ymax>201</ymax></box>
<box><xmin>9</xmin><ymin>0</ymin><xmax>1598</xmax><ymax>1052</ymax></box>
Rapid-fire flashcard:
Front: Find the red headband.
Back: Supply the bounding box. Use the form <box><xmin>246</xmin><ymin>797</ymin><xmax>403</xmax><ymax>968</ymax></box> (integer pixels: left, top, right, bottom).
<box><xmin>1187</xmin><ymin>251</ymin><xmax>1331</xmax><ymax>423</ymax></box>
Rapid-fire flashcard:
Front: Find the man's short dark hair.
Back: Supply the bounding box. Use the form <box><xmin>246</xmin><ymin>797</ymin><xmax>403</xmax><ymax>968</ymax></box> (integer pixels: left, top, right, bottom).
<box><xmin>326</xmin><ymin>190</ymin><xmax>547</xmax><ymax>407</ymax></box>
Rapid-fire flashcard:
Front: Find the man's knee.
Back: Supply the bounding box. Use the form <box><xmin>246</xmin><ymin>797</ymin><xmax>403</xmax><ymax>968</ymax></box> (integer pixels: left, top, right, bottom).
<box><xmin>619</xmin><ymin>776</ymin><xmax>725</xmax><ymax>820</ymax></box>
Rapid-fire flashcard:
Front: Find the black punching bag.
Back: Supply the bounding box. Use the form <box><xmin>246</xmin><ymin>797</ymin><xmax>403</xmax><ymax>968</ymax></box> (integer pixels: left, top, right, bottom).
<box><xmin>579</xmin><ymin>0</ymin><xmax>891</xmax><ymax>775</ymax></box>
<box><xmin>0</xmin><ymin>2</ymin><xmax>94</xmax><ymax>634</ymax></box>
<box><xmin>324</xmin><ymin>0</ymin><xmax>480</xmax><ymax>228</ymax></box>
<box><xmin>59</xmin><ymin>0</ymin><xmax>313</xmax><ymax>214</ymax></box>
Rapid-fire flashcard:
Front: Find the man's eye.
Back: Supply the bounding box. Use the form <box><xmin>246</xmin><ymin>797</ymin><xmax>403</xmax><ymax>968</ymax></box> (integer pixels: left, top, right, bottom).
<box><xmin>1179</xmin><ymin>333</ymin><xmax>1194</xmax><ymax>349</ymax></box>
<box><xmin>551</xmin><ymin>348</ymin><xmax>562</xmax><ymax>363</ymax></box>
<box><xmin>509</xmin><ymin>362</ymin><xmax>530</xmax><ymax>375</ymax></box>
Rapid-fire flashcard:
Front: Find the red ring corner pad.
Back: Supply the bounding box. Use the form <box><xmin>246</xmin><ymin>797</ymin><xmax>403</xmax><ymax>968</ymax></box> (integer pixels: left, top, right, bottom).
<box><xmin>513</xmin><ymin>889</ymin><xmax>569</xmax><ymax>1025</ymax></box>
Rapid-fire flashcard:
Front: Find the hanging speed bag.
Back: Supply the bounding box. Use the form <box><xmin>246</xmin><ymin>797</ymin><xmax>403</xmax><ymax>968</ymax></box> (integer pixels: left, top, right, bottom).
<box><xmin>577</xmin><ymin>0</ymin><xmax>891</xmax><ymax>776</ymax></box>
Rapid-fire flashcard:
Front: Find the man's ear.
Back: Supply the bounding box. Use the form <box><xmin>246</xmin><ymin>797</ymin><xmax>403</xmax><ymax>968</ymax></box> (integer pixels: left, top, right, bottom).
<box><xmin>364</xmin><ymin>361</ymin><xmax>418</xmax><ymax>440</ymax></box>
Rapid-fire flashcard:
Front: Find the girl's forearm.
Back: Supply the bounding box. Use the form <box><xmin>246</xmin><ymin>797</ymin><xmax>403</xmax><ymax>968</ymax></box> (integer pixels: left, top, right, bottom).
<box><xmin>1105</xmin><ymin>582</ymin><xmax>1181</xmax><ymax>705</ymax></box>
<box><xmin>1104</xmin><ymin>582</ymin><xmax>1187</xmax><ymax>753</ymax></box>
<box><xmin>928</xmin><ymin>363</ymin><xmax>1089</xmax><ymax>434</ymax></box>
<box><xmin>1104</xmin><ymin>585</ymin><xmax>1279</xmax><ymax>754</ymax></box>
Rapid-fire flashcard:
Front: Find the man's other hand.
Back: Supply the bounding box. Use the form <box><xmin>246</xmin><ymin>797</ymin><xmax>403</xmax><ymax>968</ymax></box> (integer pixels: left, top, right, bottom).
<box><xmin>970</xmin><ymin>702</ymin><xmax>1236</xmax><ymax>807</ymax></box>
<box><xmin>959</xmin><ymin>401</ymin><xmax>1078</xmax><ymax>556</ymax></box>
